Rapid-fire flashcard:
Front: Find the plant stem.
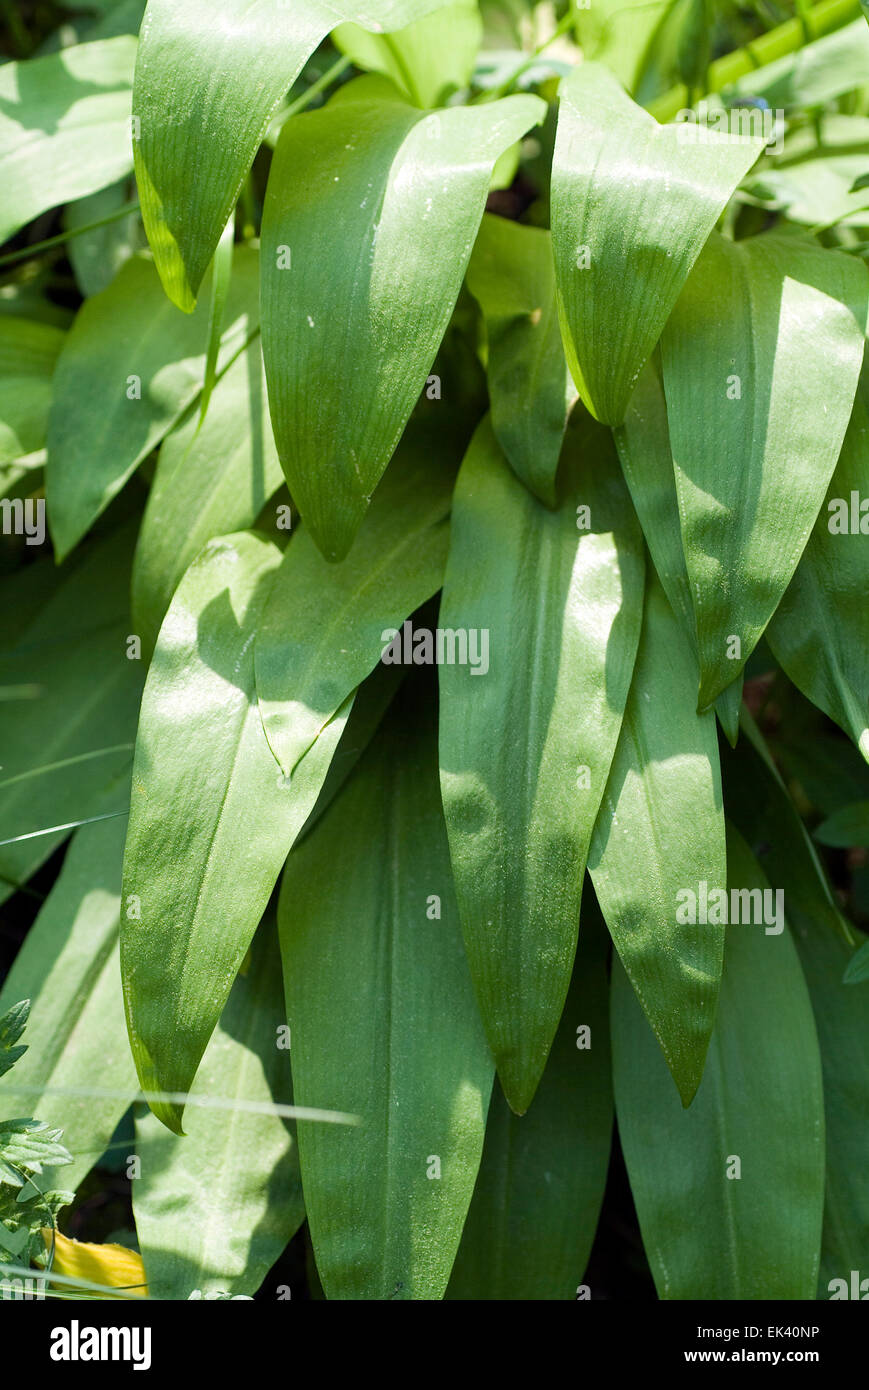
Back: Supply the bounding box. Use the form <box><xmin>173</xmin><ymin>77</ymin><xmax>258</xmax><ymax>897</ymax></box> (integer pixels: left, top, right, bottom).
<box><xmin>0</xmin><ymin>201</ymin><xmax>140</xmax><ymax>269</ymax></box>
<box><xmin>281</xmin><ymin>52</ymin><xmax>352</xmax><ymax>123</ymax></box>
<box><xmin>648</xmin><ymin>0</ymin><xmax>861</xmax><ymax>121</ymax></box>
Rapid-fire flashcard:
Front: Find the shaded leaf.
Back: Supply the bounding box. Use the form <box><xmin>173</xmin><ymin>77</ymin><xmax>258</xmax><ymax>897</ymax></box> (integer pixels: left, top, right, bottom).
<box><xmin>334</xmin><ymin>1</ymin><xmax>482</xmax><ymax>106</ymax></box>
<box><xmin>0</xmin><ymin>317</ymin><xmax>64</xmax><ymax>466</ymax></box>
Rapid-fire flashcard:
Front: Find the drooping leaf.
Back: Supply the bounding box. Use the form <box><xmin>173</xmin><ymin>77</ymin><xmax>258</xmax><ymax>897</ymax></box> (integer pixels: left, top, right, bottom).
<box><xmin>255</xmin><ymin>433</ymin><xmax>453</xmax><ymax>777</ymax></box>
<box><xmin>0</xmin><ymin>525</ymin><xmax>143</xmax><ymax>905</ymax></box>
<box><xmin>0</xmin><ymin>814</ymin><xmax>137</xmax><ymax>1193</ymax></box>
<box><xmin>131</xmin><ymin>339</ymin><xmax>284</xmax><ymax>652</ymax></box>
<box><xmin>120</xmin><ymin>531</ymin><xmax>354</xmax><ymax>1134</ymax></box>
<box><xmin>0</xmin><ymin>37</ymin><xmax>136</xmax><ymax>245</ymax></box>
<box><xmin>766</xmin><ymin>363</ymin><xmax>869</xmax><ymax>764</ymax></box>
<box><xmin>466</xmin><ymin>213</ymin><xmax>577</xmax><ymax>506</ymax></box>
<box><xmin>613</xmin><ymin>824</ymin><xmax>825</xmax><ymax>1299</ymax></box>
<box><xmin>133</xmin><ymin>919</ymin><xmax>304</xmax><ymax>1299</ymax></box>
<box><xmin>589</xmin><ymin>574</ymin><xmax>725</xmax><ymax>1106</ymax></box>
<box><xmin>278</xmin><ymin>673</ymin><xmax>493</xmax><ymax>1300</ymax></box>
<box><xmin>550</xmin><ymin>61</ymin><xmax>764</xmax><ymax>426</ymax></box>
<box><xmin>439</xmin><ymin>412</ymin><xmax>644</xmax><ymax>1114</ymax></box>
<box><xmin>661</xmin><ymin>231</ymin><xmax>868</xmax><ymax>709</ymax></box>
<box><xmin>334</xmin><ymin>1</ymin><xmax>483</xmax><ymax>106</ymax></box>
<box><xmin>614</xmin><ymin>357</ymin><xmax>743</xmax><ymax>742</ymax></box>
<box><xmin>447</xmin><ymin>899</ymin><xmax>612</xmax><ymax>1300</ymax></box>
<box><xmin>260</xmin><ymin>87</ymin><xmax>544</xmax><ymax>559</ymax></box>
<box><xmin>46</xmin><ymin>247</ymin><xmax>260</xmax><ymax>561</ymax></box>
<box><xmin>132</xmin><ymin>0</ymin><xmax>461</xmax><ymax>310</ymax></box>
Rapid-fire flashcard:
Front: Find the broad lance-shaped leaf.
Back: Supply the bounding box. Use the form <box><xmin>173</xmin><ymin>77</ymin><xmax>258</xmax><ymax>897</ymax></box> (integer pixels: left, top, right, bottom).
<box><xmin>721</xmin><ymin>720</ymin><xmax>869</xmax><ymax>1293</ymax></box>
<box><xmin>662</xmin><ymin>231</ymin><xmax>868</xmax><ymax>709</ymax></box>
<box><xmin>614</xmin><ymin>357</ymin><xmax>742</xmax><ymax>743</ymax></box>
<box><xmin>121</xmin><ymin>532</ymin><xmax>358</xmax><ymax>1134</ymax></box>
<box><xmin>447</xmin><ymin>900</ymin><xmax>612</xmax><ymax>1300</ymax></box>
<box><xmin>0</xmin><ymin>524</ymin><xmax>143</xmax><ymax>905</ymax></box>
<box><xmin>815</xmin><ymin>802</ymin><xmax>869</xmax><ymax>849</ymax></box>
<box><xmin>551</xmin><ymin>62</ymin><xmax>764</xmax><ymax>427</ymax></box>
<box><xmin>613</xmin><ymin>824</ymin><xmax>825</xmax><ymax>1299</ymax></box>
<box><xmin>279</xmin><ymin>673</ymin><xmax>493</xmax><ymax>1300</ymax></box>
<box><xmin>466</xmin><ymin>214</ymin><xmax>577</xmax><ymax>507</ymax></box>
<box><xmin>132</xmin><ymin>339</ymin><xmax>284</xmax><ymax>652</ymax></box>
<box><xmin>0</xmin><ymin>37</ymin><xmax>135</xmax><ymax>245</ymax></box>
<box><xmin>767</xmin><ymin>362</ymin><xmax>869</xmax><ymax>764</ymax></box>
<box><xmin>0</xmin><ymin>317</ymin><xmax>65</xmax><ymax>466</ymax></box>
<box><xmin>133</xmin><ymin>0</ymin><xmax>459</xmax><ymax>311</ymax></box>
<box><xmin>133</xmin><ymin>919</ymin><xmax>304</xmax><ymax>1299</ymax></box>
<box><xmin>439</xmin><ymin>412</ymin><xmax>644</xmax><ymax>1114</ymax></box>
<box><xmin>333</xmin><ymin>1</ymin><xmax>482</xmax><ymax>107</ymax></box>
<box><xmin>0</xmin><ymin>814</ymin><xmax>137</xmax><ymax>1193</ymax></box>
<box><xmin>588</xmin><ymin>574</ymin><xmax>726</xmax><ymax>1107</ymax></box>
<box><xmin>256</xmin><ymin>431</ymin><xmax>453</xmax><ymax>777</ymax></box>
<box><xmin>261</xmin><ymin>88</ymin><xmax>544</xmax><ymax>560</ymax></box>
<box><xmin>46</xmin><ymin>247</ymin><xmax>261</xmax><ymax>562</ymax></box>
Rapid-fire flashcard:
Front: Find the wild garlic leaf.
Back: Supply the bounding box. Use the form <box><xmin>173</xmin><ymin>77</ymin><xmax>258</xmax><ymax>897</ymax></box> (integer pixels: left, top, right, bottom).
<box><xmin>0</xmin><ymin>37</ymin><xmax>136</xmax><ymax>245</ymax></box>
<box><xmin>333</xmin><ymin>0</ymin><xmax>483</xmax><ymax>106</ymax></box>
<box><xmin>613</xmin><ymin>825</ymin><xmax>825</xmax><ymax>1299</ymax></box>
<box><xmin>47</xmin><ymin>248</ymin><xmax>260</xmax><ymax>560</ymax></box>
<box><xmin>589</xmin><ymin>574</ymin><xmax>726</xmax><ymax>1107</ymax></box>
<box><xmin>767</xmin><ymin>363</ymin><xmax>869</xmax><ymax>764</ymax></box>
<box><xmin>260</xmin><ymin>87</ymin><xmax>544</xmax><ymax>559</ymax></box>
<box><xmin>466</xmin><ymin>214</ymin><xmax>577</xmax><ymax>507</ymax></box>
<box><xmin>278</xmin><ymin>674</ymin><xmax>493</xmax><ymax>1300</ymax></box>
<box><xmin>662</xmin><ymin>231</ymin><xmax>868</xmax><ymax>709</ymax></box>
<box><xmin>0</xmin><ymin>318</ymin><xmax>65</xmax><ymax>467</ymax></box>
<box><xmin>121</xmin><ymin>531</ymin><xmax>355</xmax><ymax>1135</ymax></box>
<box><xmin>132</xmin><ymin>0</ymin><xmax>459</xmax><ymax>310</ymax></box>
<box><xmin>551</xmin><ymin>61</ymin><xmax>764</xmax><ymax>426</ymax></box>
<box><xmin>439</xmin><ymin>413</ymin><xmax>644</xmax><ymax>1114</ymax></box>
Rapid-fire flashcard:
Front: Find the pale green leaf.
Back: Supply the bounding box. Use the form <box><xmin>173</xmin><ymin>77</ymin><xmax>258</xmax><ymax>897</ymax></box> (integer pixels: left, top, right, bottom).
<box><xmin>334</xmin><ymin>1</ymin><xmax>483</xmax><ymax>105</ymax></box>
<box><xmin>0</xmin><ymin>317</ymin><xmax>64</xmax><ymax>466</ymax></box>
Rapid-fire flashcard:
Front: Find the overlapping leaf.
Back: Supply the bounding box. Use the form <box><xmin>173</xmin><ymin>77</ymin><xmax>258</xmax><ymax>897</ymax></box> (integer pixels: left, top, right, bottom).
<box><xmin>613</xmin><ymin>825</ymin><xmax>825</xmax><ymax>1299</ymax></box>
<box><xmin>132</xmin><ymin>0</ymin><xmax>459</xmax><ymax>310</ymax></box>
<box><xmin>767</xmin><ymin>363</ymin><xmax>869</xmax><ymax>763</ymax></box>
<box><xmin>47</xmin><ymin>248</ymin><xmax>260</xmax><ymax>560</ymax></box>
<box><xmin>0</xmin><ymin>37</ymin><xmax>135</xmax><ymax>245</ymax></box>
<box><xmin>551</xmin><ymin>61</ymin><xmax>764</xmax><ymax>426</ymax></box>
<box><xmin>466</xmin><ymin>214</ymin><xmax>576</xmax><ymax>506</ymax></box>
<box><xmin>589</xmin><ymin>574</ymin><xmax>726</xmax><ymax>1107</ymax></box>
<box><xmin>439</xmin><ymin>412</ymin><xmax>644</xmax><ymax>1114</ymax></box>
<box><xmin>662</xmin><ymin>231</ymin><xmax>868</xmax><ymax>708</ymax></box>
<box><xmin>0</xmin><ymin>317</ymin><xmax>64</xmax><ymax>466</ymax></box>
<box><xmin>278</xmin><ymin>675</ymin><xmax>493</xmax><ymax>1300</ymax></box>
<box><xmin>333</xmin><ymin>1</ymin><xmax>482</xmax><ymax>106</ymax></box>
<box><xmin>120</xmin><ymin>532</ymin><xmax>354</xmax><ymax>1134</ymax></box>
<box><xmin>133</xmin><ymin>921</ymin><xmax>304</xmax><ymax>1299</ymax></box>
<box><xmin>260</xmin><ymin>87</ymin><xmax>543</xmax><ymax>558</ymax></box>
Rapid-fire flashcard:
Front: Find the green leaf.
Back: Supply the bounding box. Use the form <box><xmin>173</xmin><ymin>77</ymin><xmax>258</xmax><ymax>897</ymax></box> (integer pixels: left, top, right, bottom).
<box><xmin>722</xmin><ymin>711</ymin><xmax>856</xmax><ymax>950</ymax></box>
<box><xmin>131</xmin><ymin>339</ymin><xmax>284</xmax><ymax>652</ymax></box>
<box><xmin>260</xmin><ymin>88</ymin><xmax>544</xmax><ymax>559</ymax></box>
<box><xmin>662</xmin><ymin>232</ymin><xmax>868</xmax><ymax>708</ymax></box>
<box><xmin>0</xmin><ymin>37</ymin><xmax>135</xmax><ymax>245</ymax></box>
<box><xmin>814</xmin><ymin>802</ymin><xmax>869</xmax><ymax>849</ymax></box>
<box><xmin>743</xmin><ymin>117</ymin><xmax>869</xmax><ymax>232</ymax></box>
<box><xmin>0</xmin><ymin>1002</ymin><xmax>29</xmax><ymax>1079</ymax></box>
<box><xmin>788</xmin><ymin>917</ymin><xmax>869</xmax><ymax>1294</ymax></box>
<box><xmin>725</xmin><ymin>19</ymin><xmax>869</xmax><ymax>109</ymax></box>
<box><xmin>766</xmin><ymin>364</ymin><xmax>869</xmax><ymax>764</ymax></box>
<box><xmin>0</xmin><ymin>815</ymin><xmax>137</xmax><ymax>1193</ymax></box>
<box><xmin>613</xmin><ymin>824</ymin><xmax>825</xmax><ymax>1299</ymax></box>
<box><xmin>439</xmin><ymin>413</ymin><xmax>644</xmax><ymax>1113</ymax></box>
<box><xmin>571</xmin><ymin>0</ymin><xmax>674</xmax><ymax>95</ymax></box>
<box><xmin>589</xmin><ymin>574</ymin><xmax>725</xmax><ymax>1106</ymax></box>
<box><xmin>614</xmin><ymin>357</ymin><xmax>743</xmax><ymax>742</ymax></box>
<box><xmin>466</xmin><ymin>214</ymin><xmax>577</xmax><ymax>506</ymax></box>
<box><xmin>551</xmin><ymin>62</ymin><xmax>764</xmax><ymax>426</ymax></box>
<box><xmin>844</xmin><ymin>939</ymin><xmax>869</xmax><ymax>984</ymax></box>
<box><xmin>0</xmin><ymin>1121</ymin><xmax>71</xmax><ymax>1187</ymax></box>
<box><xmin>0</xmin><ymin>317</ymin><xmax>65</xmax><ymax>466</ymax></box>
<box><xmin>64</xmin><ymin>180</ymin><xmax>145</xmax><ymax>299</ymax></box>
<box><xmin>334</xmin><ymin>1</ymin><xmax>482</xmax><ymax>106</ymax></box>
<box><xmin>0</xmin><ymin>525</ymin><xmax>143</xmax><ymax>905</ymax></box>
<box><xmin>278</xmin><ymin>673</ymin><xmax>492</xmax><ymax>1300</ymax></box>
<box><xmin>46</xmin><ymin>247</ymin><xmax>261</xmax><ymax>561</ymax></box>
<box><xmin>255</xmin><ymin>434</ymin><xmax>453</xmax><ymax>777</ymax></box>
<box><xmin>132</xmin><ymin>0</ymin><xmax>460</xmax><ymax>310</ymax></box>
<box><xmin>120</xmin><ymin>531</ymin><xmax>354</xmax><ymax>1134</ymax></box>
<box><xmin>133</xmin><ymin>918</ymin><xmax>304</xmax><ymax>1299</ymax></box>
<box><xmin>447</xmin><ymin>900</ymin><xmax>612</xmax><ymax>1300</ymax></box>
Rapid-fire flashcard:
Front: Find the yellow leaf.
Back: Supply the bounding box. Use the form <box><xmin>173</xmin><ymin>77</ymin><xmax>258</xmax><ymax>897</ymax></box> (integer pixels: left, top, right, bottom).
<box><xmin>42</xmin><ymin>1230</ymin><xmax>148</xmax><ymax>1298</ymax></box>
